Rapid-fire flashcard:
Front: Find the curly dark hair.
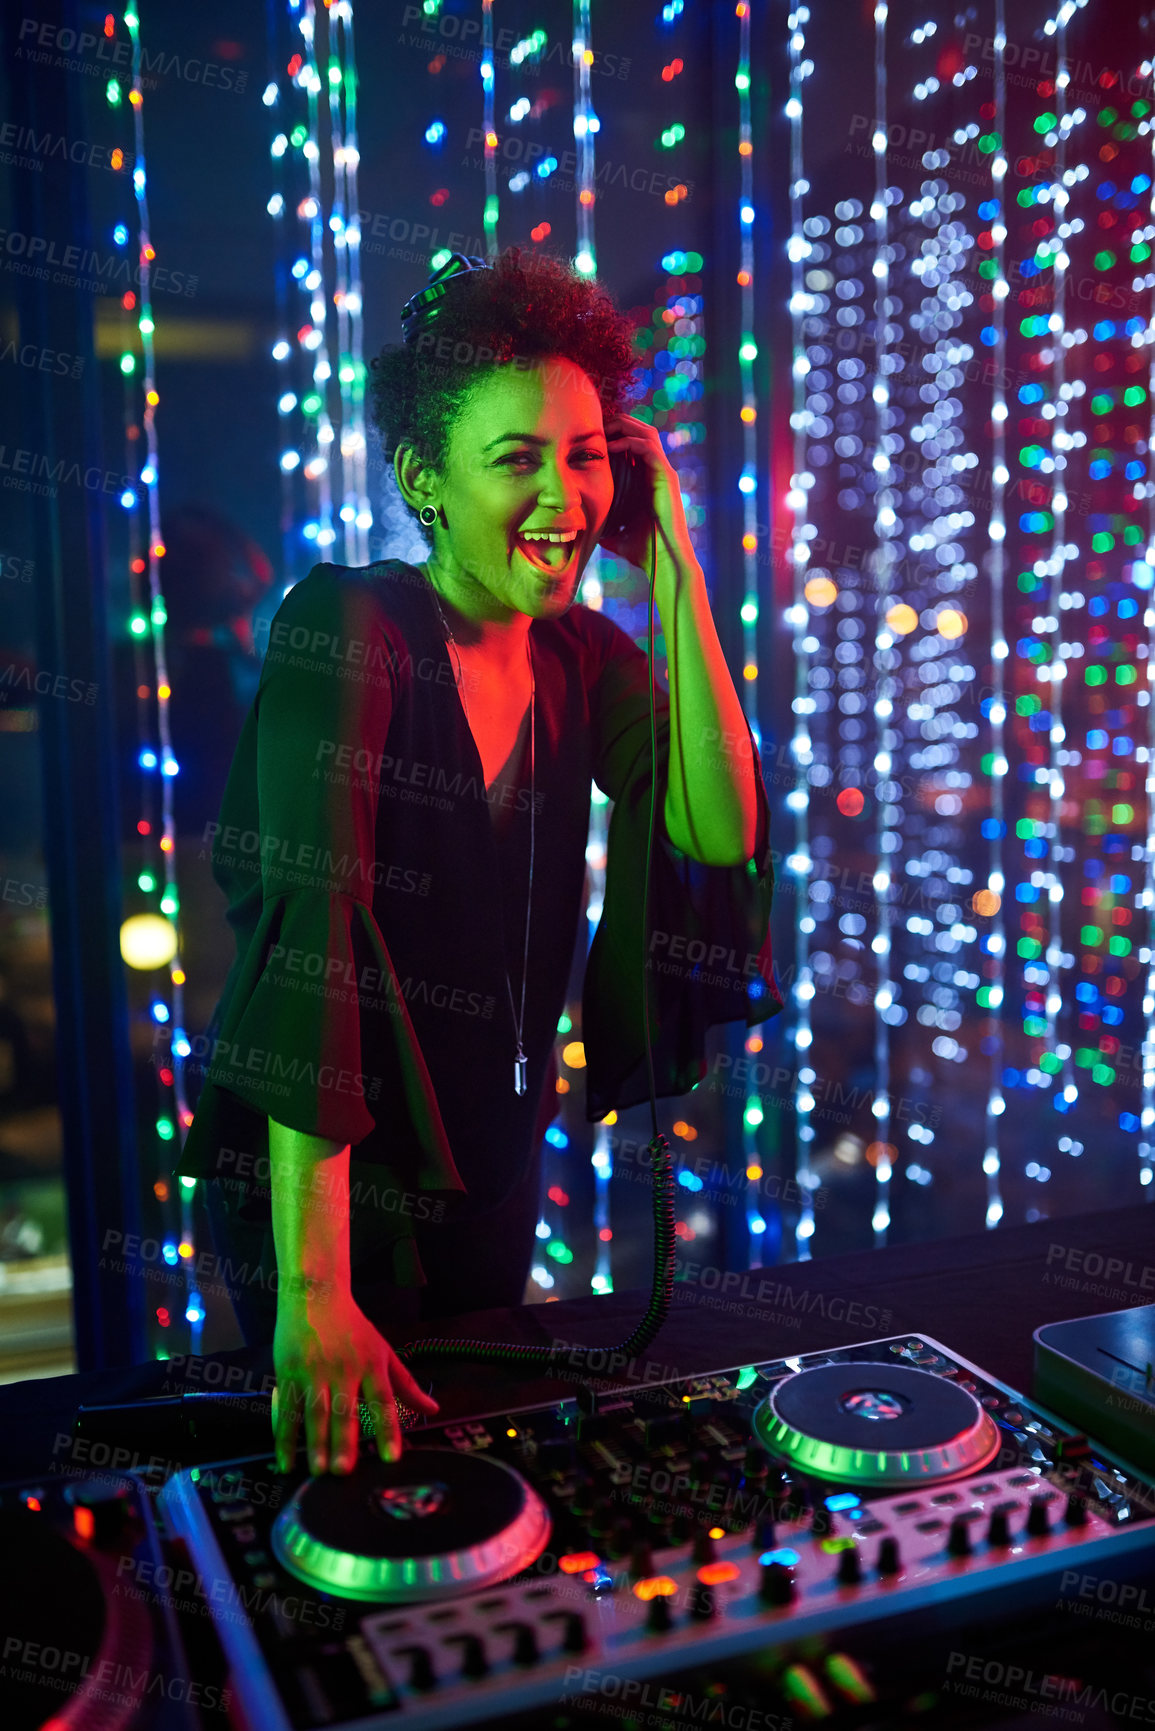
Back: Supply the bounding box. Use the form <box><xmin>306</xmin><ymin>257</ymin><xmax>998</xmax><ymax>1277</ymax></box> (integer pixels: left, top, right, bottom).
<box><xmin>368</xmin><ymin>246</ymin><xmax>643</xmax><ymax>540</ymax></box>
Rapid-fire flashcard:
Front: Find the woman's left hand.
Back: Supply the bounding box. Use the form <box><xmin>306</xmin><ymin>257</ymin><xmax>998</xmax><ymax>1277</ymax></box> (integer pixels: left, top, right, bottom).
<box><xmin>598</xmin><ymin>414</ymin><xmax>698</xmax><ymax>574</ymax></box>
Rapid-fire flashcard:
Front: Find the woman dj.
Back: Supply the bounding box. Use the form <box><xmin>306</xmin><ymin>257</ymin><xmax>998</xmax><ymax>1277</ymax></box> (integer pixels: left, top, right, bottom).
<box><xmin>177</xmin><ymin>248</ymin><xmax>780</xmax><ymax>1480</ymax></box>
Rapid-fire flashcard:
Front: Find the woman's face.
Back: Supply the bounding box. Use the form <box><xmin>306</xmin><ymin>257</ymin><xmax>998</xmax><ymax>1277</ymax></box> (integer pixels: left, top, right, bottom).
<box><xmin>416</xmin><ymin>356</ymin><xmax>616</xmax><ymax>621</ymax></box>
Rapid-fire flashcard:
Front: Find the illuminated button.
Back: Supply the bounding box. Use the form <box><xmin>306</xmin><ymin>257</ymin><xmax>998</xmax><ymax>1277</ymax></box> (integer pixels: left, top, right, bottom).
<box><xmin>633</xmin><ymin>1575</ymin><xmax>678</xmax><ymax>1600</ymax></box>
<box><xmin>824</xmin><ymin>1651</ymin><xmax>877</xmax><ymax>1705</ymax></box>
<box><xmin>698</xmin><ymin>1561</ymin><xmax>740</xmax><ymax>1586</ymax></box>
<box><xmin>781</xmin><ymin>1663</ymin><xmax>832</xmax><ymax>1718</ymax></box>
<box><xmin>559</xmin><ymin>1551</ymin><xmax>600</xmax><ymax>1575</ymax></box>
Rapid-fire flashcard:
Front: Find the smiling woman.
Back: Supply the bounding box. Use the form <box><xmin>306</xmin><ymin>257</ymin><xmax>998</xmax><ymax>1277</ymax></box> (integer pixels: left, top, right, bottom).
<box><xmin>177</xmin><ymin>246</ymin><xmax>780</xmax><ymax>1479</ymax></box>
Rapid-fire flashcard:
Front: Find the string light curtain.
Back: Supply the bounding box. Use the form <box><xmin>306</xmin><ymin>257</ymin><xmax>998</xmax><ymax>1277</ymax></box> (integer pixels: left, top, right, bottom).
<box><xmin>110</xmin><ymin>5</ymin><xmax>200</xmax><ymax>1350</ymax></box>
<box><xmin>265</xmin><ymin>0</ymin><xmax>370</xmax><ymax>580</ymax></box>
<box><xmin>777</xmin><ymin>0</ymin><xmax>1155</xmax><ymax>1251</ymax></box>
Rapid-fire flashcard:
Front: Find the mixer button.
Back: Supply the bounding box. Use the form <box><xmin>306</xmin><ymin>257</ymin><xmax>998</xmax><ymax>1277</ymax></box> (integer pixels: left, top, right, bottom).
<box><xmin>1064</xmin><ymin>1491</ymin><xmax>1089</xmax><ymax>1528</ymax></box>
<box><xmin>835</xmin><ymin>1543</ymin><xmax>861</xmax><ymax>1586</ymax></box>
<box><xmin>987</xmin><ymin>1505</ymin><xmax>1014</xmax><ymax>1547</ymax></box>
<box><xmin>759</xmin><ymin>1561</ymin><xmax>795</xmax><ymax>1606</ymax></box>
<box><xmin>876</xmin><ymin>1536</ymin><xmax>901</xmax><ymax>1576</ymax></box>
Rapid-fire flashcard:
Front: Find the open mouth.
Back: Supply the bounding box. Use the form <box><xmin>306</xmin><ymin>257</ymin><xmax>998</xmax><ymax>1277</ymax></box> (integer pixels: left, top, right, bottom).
<box><xmin>514</xmin><ymin>532</ymin><xmax>581</xmax><ymax>576</ymax></box>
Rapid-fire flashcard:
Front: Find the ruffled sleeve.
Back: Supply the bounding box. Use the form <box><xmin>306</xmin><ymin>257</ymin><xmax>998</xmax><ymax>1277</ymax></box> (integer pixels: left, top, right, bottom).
<box><xmin>579</xmin><ymin>605</ymin><xmax>782</xmax><ymax>1121</ymax></box>
<box><xmin>181</xmin><ymin>564</ymin><xmax>461</xmax><ymax>1195</ymax></box>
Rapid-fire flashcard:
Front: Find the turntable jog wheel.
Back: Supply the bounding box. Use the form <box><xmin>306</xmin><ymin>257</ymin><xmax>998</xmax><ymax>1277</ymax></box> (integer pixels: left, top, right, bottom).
<box><xmin>752</xmin><ymin>1361</ymin><xmax>1001</xmax><ymax>1487</ymax></box>
<box><xmin>270</xmin><ymin>1448</ymin><xmax>551</xmax><ymax>1603</ymax></box>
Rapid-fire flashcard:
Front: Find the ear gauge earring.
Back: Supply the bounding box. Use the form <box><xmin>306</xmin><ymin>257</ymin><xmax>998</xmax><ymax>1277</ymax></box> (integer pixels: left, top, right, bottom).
<box><xmin>418</xmin><ymin>504</ymin><xmax>439</xmax><ymax>527</ymax></box>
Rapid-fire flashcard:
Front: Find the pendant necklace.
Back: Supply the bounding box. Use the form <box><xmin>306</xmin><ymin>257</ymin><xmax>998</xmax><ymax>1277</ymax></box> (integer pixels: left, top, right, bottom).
<box><xmin>428</xmin><ymin>581</ymin><xmax>535</xmax><ymax>1098</ymax></box>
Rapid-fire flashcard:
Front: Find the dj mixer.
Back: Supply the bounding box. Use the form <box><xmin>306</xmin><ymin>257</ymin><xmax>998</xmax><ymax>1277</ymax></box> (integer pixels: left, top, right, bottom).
<box><xmin>8</xmin><ymin>1331</ymin><xmax>1155</xmax><ymax>1729</ymax></box>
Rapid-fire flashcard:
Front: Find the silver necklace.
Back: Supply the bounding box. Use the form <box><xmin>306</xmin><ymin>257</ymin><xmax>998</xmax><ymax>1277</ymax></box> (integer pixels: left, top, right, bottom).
<box><xmin>427</xmin><ymin>580</ymin><xmax>535</xmax><ymax>1098</ymax></box>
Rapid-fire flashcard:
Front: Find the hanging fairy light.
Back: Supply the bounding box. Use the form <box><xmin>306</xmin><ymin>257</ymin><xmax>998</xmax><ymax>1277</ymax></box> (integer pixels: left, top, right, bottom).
<box><xmin>482</xmin><ymin>0</ymin><xmax>498</xmax><ymax>257</ymax></box>
<box><xmin>868</xmin><ymin>0</ymin><xmax>896</xmax><ymax>1247</ymax></box>
<box><xmin>266</xmin><ymin>0</ymin><xmax>370</xmax><ymax>577</ymax></box>
<box><xmin>1142</xmin><ymin>51</ymin><xmax>1155</xmax><ymax>1192</ymax></box>
<box><xmin>783</xmin><ymin>6</ymin><xmax>818</xmax><ymax>1259</ymax></box>
<box><xmin>116</xmin><ymin>4</ymin><xmax>200</xmax><ymax>1353</ymax></box>
<box><xmin>979</xmin><ymin>0</ymin><xmax>1009</xmax><ymax>1231</ymax></box>
<box><xmin>731</xmin><ymin>0</ymin><xmax>772</xmax><ymax>1265</ymax></box>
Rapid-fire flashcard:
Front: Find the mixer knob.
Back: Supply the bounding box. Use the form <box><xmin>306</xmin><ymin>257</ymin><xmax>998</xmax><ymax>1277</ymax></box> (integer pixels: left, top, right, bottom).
<box><xmin>759</xmin><ymin>1561</ymin><xmax>795</xmax><ymax>1606</ymax></box>
<box><xmin>571</xmin><ymin>1478</ymin><xmax>595</xmax><ymax>1516</ymax></box>
<box><xmin>630</xmin><ymin>1540</ymin><xmax>655</xmax><ymax>1579</ymax></box>
<box><xmin>810</xmin><ymin>1503</ymin><xmax>834</xmax><ymax>1538</ymax></box>
<box><xmin>752</xmin><ymin>1515</ymin><xmax>776</xmax><ymax>1552</ymax></box>
<box><xmin>562</xmin><ymin>1612</ymin><xmax>588</xmax><ymax>1654</ymax></box>
<box><xmin>646</xmin><ymin>1592</ymin><xmax>674</xmax><ymax>1633</ymax></box>
<box><xmin>987</xmin><ymin>1505</ymin><xmax>1014</xmax><ymax>1548</ymax></box>
<box><xmin>691</xmin><ymin>1529</ymin><xmax>717</xmax><ymax>1566</ymax></box>
<box><xmin>744</xmin><ymin>1443</ymin><xmax>769</xmax><ymax>1478</ymax></box>
<box><xmin>688</xmin><ymin>1580</ymin><xmax>716</xmax><ymax>1621</ymax></box>
<box><xmin>450</xmin><ymin>1634</ymin><xmax>488</xmax><ymax>1679</ymax></box>
<box><xmin>1026</xmin><ymin>1495</ymin><xmax>1052</xmax><ymax>1537</ymax></box>
<box><xmin>835</xmin><ymin>1543</ymin><xmax>861</xmax><ymax>1586</ymax></box>
<box><xmin>947</xmin><ymin>1514</ymin><xmax>975</xmax><ymax>1558</ymax></box>
<box><xmin>1064</xmin><ymin>1491</ymin><xmax>1089</xmax><ymax>1528</ymax></box>
<box><xmin>398</xmin><ymin>1646</ymin><xmax>436</xmax><ymax>1692</ymax></box>
<box><xmin>607</xmin><ymin>1518</ymin><xmax>634</xmax><ymax>1559</ymax></box>
<box><xmin>876</xmin><ymin>1535</ymin><xmax>901</xmax><ymax>1577</ymax></box>
<box><xmin>496</xmin><ymin>1622</ymin><xmax>538</xmax><ymax>1666</ymax></box>
<box><xmin>589</xmin><ymin>1499</ymin><xmax>615</xmax><ymax>1536</ymax></box>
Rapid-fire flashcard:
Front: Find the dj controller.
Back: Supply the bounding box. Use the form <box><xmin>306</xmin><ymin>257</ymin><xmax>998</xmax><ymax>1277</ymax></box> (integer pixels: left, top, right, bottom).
<box><xmin>6</xmin><ymin>1331</ymin><xmax>1155</xmax><ymax>1730</ymax></box>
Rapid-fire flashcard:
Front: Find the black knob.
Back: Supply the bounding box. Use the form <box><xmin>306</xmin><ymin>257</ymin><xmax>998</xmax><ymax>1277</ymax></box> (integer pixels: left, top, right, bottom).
<box><xmin>1026</xmin><ymin>1495</ymin><xmax>1051</xmax><ymax>1537</ymax></box>
<box><xmin>646</xmin><ymin>1592</ymin><xmax>674</xmax><ymax>1633</ymax></box>
<box><xmin>401</xmin><ymin>1646</ymin><xmax>436</xmax><ymax>1691</ymax></box>
<box><xmin>752</xmin><ymin>1515</ymin><xmax>776</xmax><ymax>1552</ymax></box>
<box><xmin>607</xmin><ymin>1518</ymin><xmax>634</xmax><ymax>1559</ymax></box>
<box><xmin>562</xmin><ymin>1612</ymin><xmax>588</xmax><ymax>1654</ymax></box>
<box><xmin>947</xmin><ymin>1515</ymin><xmax>973</xmax><ymax>1558</ymax></box>
<box><xmin>810</xmin><ymin>1503</ymin><xmax>834</xmax><ymax>1538</ymax></box>
<box><xmin>692</xmin><ymin>1529</ymin><xmax>717</xmax><ymax>1566</ymax></box>
<box><xmin>759</xmin><ymin>1561</ymin><xmax>795</xmax><ymax>1606</ymax></box>
<box><xmin>589</xmin><ymin>1499</ymin><xmax>614</xmax><ymax>1535</ymax></box>
<box><xmin>1065</xmin><ymin>1491</ymin><xmax>1088</xmax><ymax>1528</ymax></box>
<box><xmin>877</xmin><ymin>1535</ymin><xmax>901</xmax><ymax>1576</ymax></box>
<box><xmin>454</xmin><ymin>1634</ymin><xmax>487</xmax><ymax>1679</ymax></box>
<box><xmin>511</xmin><ymin>1623</ymin><xmax>539</xmax><ymax>1666</ymax></box>
<box><xmin>688</xmin><ymin>1580</ymin><xmax>716</xmax><ymax>1621</ymax></box>
<box><xmin>571</xmin><ymin>1479</ymin><xmax>595</xmax><ymax>1516</ymax></box>
<box><xmin>744</xmin><ymin>1443</ymin><xmax>769</xmax><ymax>1478</ymax></box>
<box><xmin>629</xmin><ymin>1540</ymin><xmax>655</xmax><ymax>1579</ymax></box>
<box><xmin>836</xmin><ymin>1543</ymin><xmax>861</xmax><ymax>1586</ymax></box>
<box><xmin>988</xmin><ymin>1506</ymin><xmax>1013</xmax><ymax>1547</ymax></box>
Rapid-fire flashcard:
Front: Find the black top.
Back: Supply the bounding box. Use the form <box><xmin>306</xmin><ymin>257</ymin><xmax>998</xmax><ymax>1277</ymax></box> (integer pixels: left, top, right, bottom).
<box><xmin>175</xmin><ymin>560</ymin><xmax>781</xmax><ymax>1284</ymax></box>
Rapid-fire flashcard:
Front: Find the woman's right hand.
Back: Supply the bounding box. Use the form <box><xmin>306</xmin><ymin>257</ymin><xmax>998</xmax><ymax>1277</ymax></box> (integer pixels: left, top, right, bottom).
<box><xmin>272</xmin><ymin>1284</ymin><xmax>439</xmax><ymax>1474</ymax></box>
